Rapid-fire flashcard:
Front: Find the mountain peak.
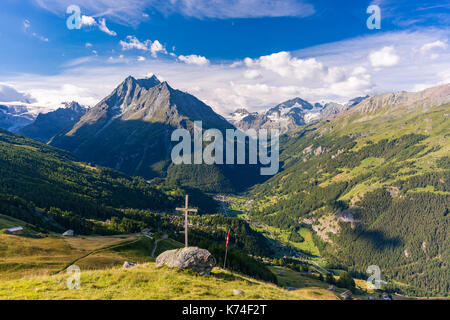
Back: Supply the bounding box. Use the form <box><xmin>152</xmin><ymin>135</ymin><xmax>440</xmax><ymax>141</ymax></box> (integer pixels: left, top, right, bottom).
<box><xmin>122</xmin><ymin>75</ymin><xmax>161</xmax><ymax>90</ymax></box>
<box><xmin>274</xmin><ymin>97</ymin><xmax>314</xmax><ymax>111</ymax></box>
<box><xmin>61</xmin><ymin>101</ymin><xmax>85</xmax><ymax>112</ymax></box>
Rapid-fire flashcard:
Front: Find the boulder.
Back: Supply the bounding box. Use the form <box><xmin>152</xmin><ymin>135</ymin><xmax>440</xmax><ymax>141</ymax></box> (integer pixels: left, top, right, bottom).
<box><xmin>233</xmin><ymin>289</ymin><xmax>244</xmax><ymax>295</ymax></box>
<box><xmin>156</xmin><ymin>247</ymin><xmax>216</xmax><ymax>275</ymax></box>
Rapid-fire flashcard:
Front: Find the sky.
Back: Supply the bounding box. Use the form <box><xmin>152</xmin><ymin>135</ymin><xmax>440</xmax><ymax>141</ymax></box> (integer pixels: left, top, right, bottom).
<box><xmin>0</xmin><ymin>0</ymin><xmax>449</xmax><ymax>115</ymax></box>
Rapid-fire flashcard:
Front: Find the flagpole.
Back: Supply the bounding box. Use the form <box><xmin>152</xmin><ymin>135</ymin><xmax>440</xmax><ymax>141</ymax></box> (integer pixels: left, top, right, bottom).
<box><xmin>223</xmin><ymin>229</ymin><xmax>230</xmax><ymax>269</ymax></box>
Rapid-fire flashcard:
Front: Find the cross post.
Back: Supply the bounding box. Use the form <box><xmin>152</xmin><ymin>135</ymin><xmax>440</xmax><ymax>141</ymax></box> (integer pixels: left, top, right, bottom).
<box><xmin>176</xmin><ymin>195</ymin><xmax>198</xmax><ymax>247</ymax></box>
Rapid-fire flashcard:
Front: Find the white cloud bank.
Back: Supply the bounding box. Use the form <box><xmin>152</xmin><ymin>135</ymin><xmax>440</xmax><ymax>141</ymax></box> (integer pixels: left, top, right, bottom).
<box><xmin>0</xmin><ymin>84</ymin><xmax>36</xmax><ymax>103</ymax></box>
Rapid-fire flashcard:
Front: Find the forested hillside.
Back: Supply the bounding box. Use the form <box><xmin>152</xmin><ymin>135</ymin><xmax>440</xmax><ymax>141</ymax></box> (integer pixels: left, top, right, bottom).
<box><xmin>0</xmin><ymin>128</ymin><xmax>219</xmax><ymax>232</ymax></box>
<box><xmin>248</xmin><ymin>88</ymin><xmax>450</xmax><ymax>296</ymax></box>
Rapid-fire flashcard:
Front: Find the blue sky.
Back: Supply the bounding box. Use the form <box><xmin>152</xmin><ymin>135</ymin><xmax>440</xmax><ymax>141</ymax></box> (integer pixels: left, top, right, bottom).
<box><xmin>0</xmin><ymin>0</ymin><xmax>449</xmax><ymax>114</ymax></box>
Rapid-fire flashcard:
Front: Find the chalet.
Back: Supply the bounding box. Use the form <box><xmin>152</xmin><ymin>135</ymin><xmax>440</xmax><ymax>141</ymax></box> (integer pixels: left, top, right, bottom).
<box><xmin>340</xmin><ymin>290</ymin><xmax>353</xmax><ymax>300</ymax></box>
<box><xmin>63</xmin><ymin>230</ymin><xmax>74</xmax><ymax>237</ymax></box>
<box><xmin>6</xmin><ymin>226</ymin><xmax>23</xmax><ymax>235</ymax></box>
<box><xmin>141</xmin><ymin>228</ymin><xmax>154</xmax><ymax>237</ymax></box>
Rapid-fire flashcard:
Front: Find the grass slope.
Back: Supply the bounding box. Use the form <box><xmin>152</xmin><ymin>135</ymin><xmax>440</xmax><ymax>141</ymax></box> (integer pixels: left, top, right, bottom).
<box><xmin>0</xmin><ymin>263</ymin><xmax>338</xmax><ymax>300</ymax></box>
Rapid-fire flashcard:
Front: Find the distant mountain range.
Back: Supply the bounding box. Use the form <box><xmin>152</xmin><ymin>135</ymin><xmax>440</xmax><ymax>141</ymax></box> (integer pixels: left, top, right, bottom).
<box><xmin>19</xmin><ymin>101</ymin><xmax>87</xmax><ymax>142</ymax></box>
<box><xmin>0</xmin><ymin>104</ymin><xmax>37</xmax><ymax>132</ymax></box>
<box><xmin>227</xmin><ymin>96</ymin><xmax>369</xmax><ymax>134</ymax></box>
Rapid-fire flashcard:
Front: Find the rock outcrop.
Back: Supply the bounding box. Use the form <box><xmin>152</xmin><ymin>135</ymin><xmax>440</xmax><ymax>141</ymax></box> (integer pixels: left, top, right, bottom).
<box><xmin>156</xmin><ymin>247</ymin><xmax>216</xmax><ymax>275</ymax></box>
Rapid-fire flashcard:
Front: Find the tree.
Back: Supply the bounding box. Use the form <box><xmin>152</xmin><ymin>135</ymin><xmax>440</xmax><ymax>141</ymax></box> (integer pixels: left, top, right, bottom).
<box><xmin>337</xmin><ymin>271</ymin><xmax>356</xmax><ymax>292</ymax></box>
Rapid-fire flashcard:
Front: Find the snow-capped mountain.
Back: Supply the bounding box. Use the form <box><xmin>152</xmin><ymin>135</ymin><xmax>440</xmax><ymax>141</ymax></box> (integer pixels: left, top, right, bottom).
<box><xmin>229</xmin><ymin>96</ymin><xmax>370</xmax><ymax>134</ymax></box>
<box><xmin>19</xmin><ymin>101</ymin><xmax>87</xmax><ymax>142</ymax></box>
<box><xmin>0</xmin><ymin>104</ymin><xmax>38</xmax><ymax>132</ymax></box>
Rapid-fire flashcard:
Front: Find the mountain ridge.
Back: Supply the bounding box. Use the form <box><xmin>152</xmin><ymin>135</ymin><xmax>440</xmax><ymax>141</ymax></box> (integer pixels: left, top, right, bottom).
<box><xmin>19</xmin><ymin>101</ymin><xmax>87</xmax><ymax>142</ymax></box>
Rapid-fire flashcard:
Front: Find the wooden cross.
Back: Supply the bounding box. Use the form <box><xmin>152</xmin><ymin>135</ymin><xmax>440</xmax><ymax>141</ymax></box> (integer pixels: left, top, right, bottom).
<box><xmin>176</xmin><ymin>195</ymin><xmax>197</xmax><ymax>247</ymax></box>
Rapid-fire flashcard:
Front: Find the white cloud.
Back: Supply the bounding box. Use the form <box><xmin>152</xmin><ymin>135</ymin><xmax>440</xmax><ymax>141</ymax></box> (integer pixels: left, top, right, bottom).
<box><xmin>150</xmin><ymin>40</ymin><xmax>167</xmax><ymax>57</ymax></box>
<box><xmin>178</xmin><ymin>55</ymin><xmax>210</xmax><ymax>66</ymax></box>
<box><xmin>420</xmin><ymin>40</ymin><xmax>448</xmax><ymax>60</ymax></box>
<box><xmin>158</xmin><ymin>0</ymin><xmax>315</xmax><ymax>19</ymax></box>
<box><xmin>32</xmin><ymin>32</ymin><xmax>49</xmax><ymax>42</ymax></box>
<box><xmin>22</xmin><ymin>19</ymin><xmax>49</xmax><ymax>42</ymax></box>
<box><xmin>81</xmin><ymin>15</ymin><xmax>96</xmax><ymax>27</ymax></box>
<box><xmin>137</xmin><ymin>56</ymin><xmax>146</xmax><ymax>61</ymax></box>
<box><xmin>244</xmin><ymin>69</ymin><xmax>262</xmax><ymax>80</ymax></box>
<box><xmin>34</xmin><ymin>0</ymin><xmax>315</xmax><ymax>25</ymax></box>
<box><xmin>85</xmin><ymin>42</ymin><xmax>93</xmax><ymax>48</ymax></box>
<box><xmin>23</xmin><ymin>19</ymin><xmax>31</xmax><ymax>29</ymax></box>
<box><xmin>98</xmin><ymin>18</ymin><xmax>117</xmax><ymax>36</ymax></box>
<box><xmin>79</xmin><ymin>15</ymin><xmax>116</xmax><ymax>36</ymax></box>
<box><xmin>369</xmin><ymin>46</ymin><xmax>400</xmax><ymax>68</ymax></box>
<box><xmin>120</xmin><ymin>36</ymin><xmax>167</xmax><ymax>57</ymax></box>
<box><xmin>120</xmin><ymin>36</ymin><xmax>151</xmax><ymax>51</ymax></box>
<box><xmin>245</xmin><ymin>52</ymin><xmax>328</xmax><ymax>81</ymax></box>
<box><xmin>420</xmin><ymin>40</ymin><xmax>448</xmax><ymax>53</ymax></box>
<box><xmin>0</xmin><ymin>84</ymin><xmax>36</xmax><ymax>103</ymax></box>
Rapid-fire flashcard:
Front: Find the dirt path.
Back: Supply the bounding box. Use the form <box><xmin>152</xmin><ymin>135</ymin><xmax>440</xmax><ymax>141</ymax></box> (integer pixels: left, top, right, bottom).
<box><xmin>151</xmin><ymin>239</ymin><xmax>158</xmax><ymax>258</ymax></box>
<box><xmin>55</xmin><ymin>236</ymin><xmax>141</xmax><ymax>274</ymax></box>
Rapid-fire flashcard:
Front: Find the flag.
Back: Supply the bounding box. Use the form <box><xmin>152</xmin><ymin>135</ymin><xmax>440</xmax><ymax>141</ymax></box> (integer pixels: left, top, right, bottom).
<box><xmin>226</xmin><ymin>230</ymin><xmax>230</xmax><ymax>248</ymax></box>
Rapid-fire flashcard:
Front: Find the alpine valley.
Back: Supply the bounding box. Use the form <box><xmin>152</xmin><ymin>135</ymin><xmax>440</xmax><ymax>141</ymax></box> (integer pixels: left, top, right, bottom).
<box><xmin>0</xmin><ymin>75</ymin><xmax>448</xmax><ymax>300</ymax></box>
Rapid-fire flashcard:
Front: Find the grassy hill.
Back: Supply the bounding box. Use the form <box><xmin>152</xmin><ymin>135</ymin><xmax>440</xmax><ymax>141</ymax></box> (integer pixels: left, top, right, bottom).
<box><xmin>0</xmin><ymin>232</ymin><xmax>338</xmax><ymax>300</ymax></box>
<box><xmin>248</xmin><ymin>89</ymin><xmax>450</xmax><ymax>296</ymax></box>
<box><xmin>0</xmin><ymin>233</ymin><xmax>145</xmax><ymax>280</ymax></box>
<box><xmin>0</xmin><ymin>262</ymin><xmax>338</xmax><ymax>300</ymax></box>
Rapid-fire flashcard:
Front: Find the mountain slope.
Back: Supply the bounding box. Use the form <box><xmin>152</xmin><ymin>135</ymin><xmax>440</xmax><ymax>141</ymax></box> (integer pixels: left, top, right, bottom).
<box><xmin>248</xmin><ymin>83</ymin><xmax>450</xmax><ymax>296</ymax></box>
<box><xmin>50</xmin><ymin>76</ymin><xmax>262</xmax><ymax>192</ymax></box>
<box><xmin>19</xmin><ymin>101</ymin><xmax>87</xmax><ymax>142</ymax></box>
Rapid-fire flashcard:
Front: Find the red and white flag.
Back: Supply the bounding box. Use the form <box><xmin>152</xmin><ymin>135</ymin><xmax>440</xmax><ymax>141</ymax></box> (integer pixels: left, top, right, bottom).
<box><xmin>225</xmin><ymin>230</ymin><xmax>230</xmax><ymax>248</ymax></box>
